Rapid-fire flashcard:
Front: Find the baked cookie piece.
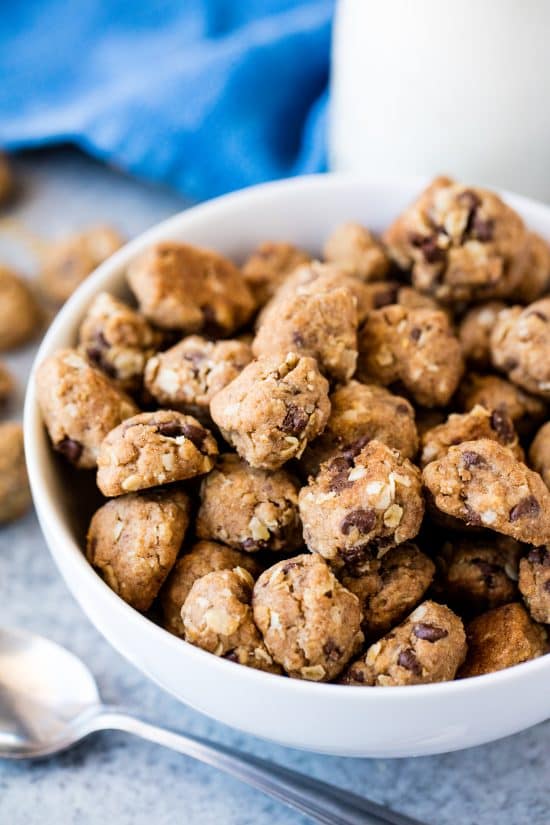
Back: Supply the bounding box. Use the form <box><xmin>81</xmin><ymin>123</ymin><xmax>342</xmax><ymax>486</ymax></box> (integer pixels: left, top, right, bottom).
<box><xmin>339</xmin><ymin>543</ymin><xmax>435</xmax><ymax>640</ymax></box>
<box><xmin>519</xmin><ymin>546</ymin><xmax>550</xmax><ymax>624</ymax></box>
<box><xmin>458</xmin><ymin>301</ymin><xmax>507</xmax><ymax>369</ymax></box>
<box><xmin>383</xmin><ymin>177</ymin><xmax>526</xmax><ymax>303</ymax></box>
<box><xmin>252</xmin><ymin>553</ymin><xmax>363</xmax><ymax>681</ymax></box>
<box><xmin>182</xmin><ymin>567</ymin><xmax>281</xmax><ymax>673</ymax></box>
<box><xmin>508</xmin><ymin>231</ymin><xmax>550</xmax><ymax>304</ymax></box>
<box><xmin>210</xmin><ymin>353</ymin><xmax>330</xmax><ymax>470</ymax></box>
<box><xmin>419</xmin><ymin>404</ymin><xmax>522</xmax><ymax>467</ymax></box>
<box><xmin>341</xmin><ymin>601</ymin><xmax>466</xmax><ymax>686</ymax></box>
<box><xmin>356</xmin><ymin>304</ymin><xmax>464</xmax><ymax>407</ymax></box>
<box><xmin>144</xmin><ymin>335</ymin><xmax>252</xmax><ymax>421</ymax></box>
<box><xmin>36</xmin><ymin>349</ymin><xmax>139</xmax><ymax>469</ymax></box>
<box><xmin>299</xmin><ymin>440</ymin><xmax>424</xmax><ymax>568</ymax></box>
<box><xmin>0</xmin><ymin>361</ymin><xmax>14</xmax><ymax>404</ymax></box>
<box><xmin>241</xmin><ymin>241</ymin><xmax>311</xmax><ymax>306</ymax></box>
<box><xmin>529</xmin><ymin>422</ymin><xmax>550</xmax><ymax>489</ymax></box>
<box><xmin>459</xmin><ymin>602</ymin><xmax>547</xmax><ymax>678</ymax></box>
<box><xmin>434</xmin><ymin>535</ymin><xmax>521</xmax><ymax>616</ymax></box>
<box><xmin>323</xmin><ymin>222</ymin><xmax>389</xmax><ymax>282</ymax></box>
<box><xmin>0</xmin><ymin>422</ymin><xmax>31</xmax><ymax>523</ymax></box>
<box><xmin>196</xmin><ymin>453</ymin><xmax>302</xmax><ymax>553</ymax></box>
<box><xmin>457</xmin><ymin>372</ymin><xmax>546</xmax><ymax>437</ymax></box>
<box><xmin>490</xmin><ymin>298</ymin><xmax>550</xmax><ymax>398</ymax></box>
<box><xmin>160</xmin><ymin>540</ymin><xmax>262</xmax><ymax>637</ymax></box>
<box><xmin>78</xmin><ymin>291</ymin><xmax>160</xmax><ymax>393</ymax></box>
<box><xmin>300</xmin><ymin>381</ymin><xmax>418</xmax><ymax>478</ymax></box>
<box><xmin>423</xmin><ymin>439</ymin><xmax>550</xmax><ymax>545</ymax></box>
<box><xmin>0</xmin><ymin>266</ymin><xmax>41</xmax><ymax>351</ymax></box>
<box><xmin>86</xmin><ymin>488</ymin><xmax>190</xmax><ymax>611</ymax></box>
<box><xmin>0</xmin><ymin>152</ymin><xmax>15</xmax><ymax>205</ymax></box>
<box><xmin>96</xmin><ymin>410</ymin><xmax>218</xmax><ymax>496</ymax></box>
<box><xmin>40</xmin><ymin>225</ymin><xmax>124</xmax><ymax>305</ymax></box>
<box><xmin>253</xmin><ymin>285</ymin><xmax>358</xmax><ymax>382</ymax></box>
<box><xmin>127</xmin><ymin>241</ymin><xmax>254</xmax><ymax>335</ymax></box>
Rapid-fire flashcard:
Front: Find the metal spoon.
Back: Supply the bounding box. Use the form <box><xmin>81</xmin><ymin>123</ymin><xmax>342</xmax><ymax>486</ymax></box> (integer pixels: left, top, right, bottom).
<box><xmin>0</xmin><ymin>626</ymin><xmax>424</xmax><ymax>825</ymax></box>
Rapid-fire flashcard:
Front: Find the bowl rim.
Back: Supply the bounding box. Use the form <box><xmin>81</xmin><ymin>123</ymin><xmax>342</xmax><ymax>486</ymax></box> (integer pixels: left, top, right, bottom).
<box><xmin>23</xmin><ymin>171</ymin><xmax>550</xmax><ymax>701</ymax></box>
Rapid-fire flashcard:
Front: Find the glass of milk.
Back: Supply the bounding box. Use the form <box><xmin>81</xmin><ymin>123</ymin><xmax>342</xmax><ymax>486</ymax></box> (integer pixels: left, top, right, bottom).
<box><xmin>330</xmin><ymin>0</ymin><xmax>550</xmax><ymax>201</ymax></box>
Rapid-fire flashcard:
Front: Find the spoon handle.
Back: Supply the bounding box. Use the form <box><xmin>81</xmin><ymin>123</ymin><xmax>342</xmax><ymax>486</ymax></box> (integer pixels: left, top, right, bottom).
<box><xmin>87</xmin><ymin>706</ymin><xmax>423</xmax><ymax>825</ymax></box>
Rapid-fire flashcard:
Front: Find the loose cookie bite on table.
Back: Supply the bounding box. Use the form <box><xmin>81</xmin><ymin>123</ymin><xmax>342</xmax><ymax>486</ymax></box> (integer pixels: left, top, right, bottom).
<box><xmin>252</xmin><ymin>553</ymin><xmax>363</xmax><ymax>681</ymax></box>
<box><xmin>339</xmin><ymin>543</ymin><xmax>435</xmax><ymax>640</ymax></box>
<box><xmin>459</xmin><ymin>603</ymin><xmax>547</xmax><ymax>678</ymax></box>
<box><xmin>299</xmin><ymin>381</ymin><xmax>418</xmax><ymax>478</ymax></box>
<box><xmin>458</xmin><ymin>301</ymin><xmax>507</xmax><ymax>369</ymax></box>
<box><xmin>36</xmin><ymin>349</ymin><xmax>139</xmax><ymax>469</ymax></box>
<box><xmin>299</xmin><ymin>439</ymin><xmax>424</xmax><ymax>568</ymax></box>
<box><xmin>0</xmin><ymin>266</ymin><xmax>41</xmax><ymax>351</ymax></box>
<box><xmin>241</xmin><ymin>241</ymin><xmax>311</xmax><ymax>307</ymax></box>
<box><xmin>78</xmin><ymin>291</ymin><xmax>160</xmax><ymax>393</ymax></box>
<box><xmin>0</xmin><ymin>422</ymin><xmax>31</xmax><ymax>524</ymax></box>
<box><xmin>160</xmin><ymin>540</ymin><xmax>262</xmax><ymax>637</ymax></box>
<box><xmin>356</xmin><ymin>304</ymin><xmax>464</xmax><ymax>407</ymax></box>
<box><xmin>127</xmin><ymin>241</ymin><xmax>254</xmax><ymax>335</ymax></box>
<box><xmin>383</xmin><ymin>176</ymin><xmax>527</xmax><ymax>304</ymax></box>
<box><xmin>196</xmin><ymin>454</ymin><xmax>301</xmax><ymax>553</ymax></box>
<box><xmin>519</xmin><ymin>547</ymin><xmax>550</xmax><ymax>624</ymax></box>
<box><xmin>86</xmin><ymin>488</ymin><xmax>190</xmax><ymax>612</ymax></box>
<box><xmin>323</xmin><ymin>222</ymin><xmax>389</xmax><ymax>282</ymax></box>
<box><xmin>96</xmin><ymin>410</ymin><xmax>218</xmax><ymax>496</ymax></box>
<box><xmin>457</xmin><ymin>372</ymin><xmax>547</xmax><ymax>437</ymax></box>
<box><xmin>490</xmin><ymin>298</ymin><xmax>550</xmax><ymax>398</ymax></box>
<box><xmin>210</xmin><ymin>352</ymin><xmax>330</xmax><ymax>470</ymax></box>
<box><xmin>144</xmin><ymin>335</ymin><xmax>252</xmax><ymax>421</ymax></box>
<box><xmin>423</xmin><ymin>439</ymin><xmax>550</xmax><ymax>545</ymax></box>
<box><xmin>341</xmin><ymin>601</ymin><xmax>466</xmax><ymax>686</ymax></box>
<box><xmin>182</xmin><ymin>567</ymin><xmax>281</xmax><ymax>673</ymax></box>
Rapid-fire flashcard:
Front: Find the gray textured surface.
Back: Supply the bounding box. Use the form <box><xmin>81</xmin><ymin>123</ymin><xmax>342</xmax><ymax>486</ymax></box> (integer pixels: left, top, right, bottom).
<box><xmin>0</xmin><ymin>150</ymin><xmax>547</xmax><ymax>825</ymax></box>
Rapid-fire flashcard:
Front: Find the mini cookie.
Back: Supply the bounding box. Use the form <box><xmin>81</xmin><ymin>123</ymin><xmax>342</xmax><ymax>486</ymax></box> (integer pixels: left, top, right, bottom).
<box><xmin>422</xmin><ymin>439</ymin><xmax>550</xmax><ymax>545</ymax></box>
<box><xmin>160</xmin><ymin>540</ymin><xmax>262</xmax><ymax>637</ymax></box>
<box><xmin>490</xmin><ymin>299</ymin><xmax>550</xmax><ymax>398</ymax></box>
<box><xmin>458</xmin><ymin>301</ymin><xmax>507</xmax><ymax>369</ymax></box>
<box><xmin>86</xmin><ymin>488</ymin><xmax>190</xmax><ymax>611</ymax></box>
<box><xmin>299</xmin><ymin>440</ymin><xmax>424</xmax><ymax>568</ymax></box>
<box><xmin>341</xmin><ymin>601</ymin><xmax>466</xmax><ymax>686</ymax></box>
<box><xmin>253</xmin><ymin>285</ymin><xmax>358</xmax><ymax>382</ymax></box>
<box><xmin>383</xmin><ymin>177</ymin><xmax>526</xmax><ymax>303</ymax></box>
<box><xmin>144</xmin><ymin>335</ymin><xmax>252</xmax><ymax>421</ymax></box>
<box><xmin>127</xmin><ymin>241</ymin><xmax>254</xmax><ymax>335</ymax></box>
<box><xmin>78</xmin><ymin>291</ymin><xmax>160</xmax><ymax>393</ymax></box>
<box><xmin>96</xmin><ymin>410</ymin><xmax>218</xmax><ymax>496</ymax></box>
<box><xmin>241</xmin><ymin>241</ymin><xmax>311</xmax><ymax>306</ymax></box>
<box><xmin>0</xmin><ymin>422</ymin><xmax>31</xmax><ymax>523</ymax></box>
<box><xmin>459</xmin><ymin>603</ymin><xmax>547</xmax><ymax>678</ymax></box>
<box><xmin>0</xmin><ymin>152</ymin><xmax>15</xmax><ymax>205</ymax></box>
<box><xmin>419</xmin><ymin>404</ymin><xmax>522</xmax><ymax>467</ymax></box>
<box><xmin>210</xmin><ymin>352</ymin><xmax>330</xmax><ymax>470</ymax></box>
<box><xmin>36</xmin><ymin>349</ymin><xmax>139</xmax><ymax>469</ymax></box>
<box><xmin>196</xmin><ymin>454</ymin><xmax>302</xmax><ymax>553</ymax></box>
<box><xmin>457</xmin><ymin>372</ymin><xmax>546</xmax><ymax>437</ymax></box>
<box><xmin>323</xmin><ymin>222</ymin><xmax>389</xmax><ymax>282</ymax></box>
<box><xmin>508</xmin><ymin>232</ymin><xmax>550</xmax><ymax>304</ymax></box>
<box><xmin>0</xmin><ymin>361</ymin><xmax>14</xmax><ymax>403</ymax></box>
<box><xmin>300</xmin><ymin>381</ymin><xmax>418</xmax><ymax>478</ymax></box>
<box><xmin>252</xmin><ymin>553</ymin><xmax>363</xmax><ymax>681</ymax></box>
<box><xmin>356</xmin><ymin>304</ymin><xmax>464</xmax><ymax>407</ymax></box>
<box><xmin>182</xmin><ymin>567</ymin><xmax>281</xmax><ymax>673</ymax></box>
<box><xmin>519</xmin><ymin>547</ymin><xmax>550</xmax><ymax>624</ymax></box>
<box><xmin>434</xmin><ymin>535</ymin><xmax>521</xmax><ymax>616</ymax></box>
<box><xmin>0</xmin><ymin>266</ymin><xmax>41</xmax><ymax>351</ymax></box>
<box><xmin>40</xmin><ymin>225</ymin><xmax>123</xmax><ymax>305</ymax></box>
<box><xmin>529</xmin><ymin>422</ymin><xmax>550</xmax><ymax>488</ymax></box>
<box><xmin>339</xmin><ymin>543</ymin><xmax>435</xmax><ymax>640</ymax></box>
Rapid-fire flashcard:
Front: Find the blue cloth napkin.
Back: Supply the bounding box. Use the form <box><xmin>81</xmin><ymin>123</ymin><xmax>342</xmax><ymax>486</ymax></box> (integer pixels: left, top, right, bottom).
<box><xmin>0</xmin><ymin>0</ymin><xmax>333</xmax><ymax>201</ymax></box>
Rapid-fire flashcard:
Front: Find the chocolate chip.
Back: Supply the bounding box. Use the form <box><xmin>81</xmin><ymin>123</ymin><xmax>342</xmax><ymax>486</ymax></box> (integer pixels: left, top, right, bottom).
<box><xmin>157</xmin><ymin>423</ymin><xmax>185</xmax><ymax>438</ymax></box>
<box><xmin>323</xmin><ymin>640</ymin><xmax>342</xmax><ymax>662</ymax></box>
<box><xmin>409</xmin><ymin>233</ymin><xmax>445</xmax><ymax>264</ymax></box>
<box><xmin>528</xmin><ymin>547</ymin><xmax>550</xmax><ymax>566</ymax></box>
<box><xmin>463</xmin><ymin>504</ymin><xmax>482</xmax><ymax>527</ymax></box>
<box><xmin>292</xmin><ymin>330</ymin><xmax>305</xmax><ymax>347</ymax></box>
<box><xmin>348</xmin><ymin>668</ymin><xmax>365</xmax><ymax>683</ymax></box>
<box><xmin>281</xmin><ymin>404</ymin><xmax>309</xmax><ymax>436</ymax></box>
<box><xmin>504</xmin><ymin>358</ymin><xmax>519</xmax><ymax>371</ymax></box>
<box><xmin>340</xmin><ymin>508</ymin><xmax>377</xmax><ymax>535</ymax></box>
<box><xmin>472</xmin><ymin>217</ymin><xmax>494</xmax><ymax>242</ymax></box>
<box><xmin>328</xmin><ymin>456</ymin><xmax>354</xmax><ymax>492</ymax></box>
<box><xmin>396</xmin><ymin>403</ymin><xmax>411</xmax><ymax>416</ymax></box>
<box><xmin>457</xmin><ymin>190</ymin><xmax>482</xmax><ymax>211</ymax></box>
<box><xmin>373</xmin><ymin>285</ymin><xmax>399</xmax><ymax>308</ymax></box>
<box><xmin>241</xmin><ymin>538</ymin><xmax>264</xmax><ymax>552</ymax></box>
<box><xmin>409</xmin><ymin>326</ymin><xmax>422</xmax><ymax>342</ymax></box>
<box><xmin>509</xmin><ymin>496</ymin><xmax>540</xmax><ymax>522</ymax></box>
<box><xmin>282</xmin><ymin>561</ymin><xmax>299</xmax><ymax>574</ymax></box>
<box><xmin>181</xmin><ymin>422</ymin><xmax>208</xmax><ymax>449</ymax></box>
<box><xmin>55</xmin><ymin>437</ymin><xmax>83</xmax><ymax>464</ymax></box>
<box><xmin>337</xmin><ymin>545</ymin><xmax>370</xmax><ymax>566</ymax></box>
<box><xmin>462</xmin><ymin>450</ymin><xmax>485</xmax><ymax>468</ymax></box>
<box><xmin>413</xmin><ymin>623</ymin><xmax>449</xmax><ymax>642</ymax></box>
<box><xmin>490</xmin><ymin>409</ymin><xmax>515</xmax><ymax>443</ymax></box>
<box><xmin>397</xmin><ymin>648</ymin><xmax>422</xmax><ymax>675</ymax></box>
<box><xmin>341</xmin><ymin>434</ymin><xmax>371</xmax><ymax>462</ymax></box>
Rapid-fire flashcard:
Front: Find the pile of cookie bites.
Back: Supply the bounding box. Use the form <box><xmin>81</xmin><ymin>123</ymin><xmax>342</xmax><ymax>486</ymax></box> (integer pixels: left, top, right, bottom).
<box><xmin>36</xmin><ymin>176</ymin><xmax>550</xmax><ymax>687</ymax></box>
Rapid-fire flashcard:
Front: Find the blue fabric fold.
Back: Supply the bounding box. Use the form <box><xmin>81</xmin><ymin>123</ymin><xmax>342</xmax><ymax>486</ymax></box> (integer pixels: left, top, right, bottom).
<box><xmin>0</xmin><ymin>1</ymin><xmax>334</xmax><ymax>200</ymax></box>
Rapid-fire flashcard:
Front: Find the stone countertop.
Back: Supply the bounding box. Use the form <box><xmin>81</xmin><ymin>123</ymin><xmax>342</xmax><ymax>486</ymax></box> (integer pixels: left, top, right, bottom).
<box><xmin>0</xmin><ymin>150</ymin><xmax>548</xmax><ymax>825</ymax></box>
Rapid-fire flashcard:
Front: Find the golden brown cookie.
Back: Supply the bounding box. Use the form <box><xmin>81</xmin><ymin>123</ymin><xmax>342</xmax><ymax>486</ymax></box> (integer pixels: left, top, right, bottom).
<box><xmin>323</xmin><ymin>222</ymin><xmax>389</xmax><ymax>282</ymax></box>
<box><xmin>0</xmin><ymin>266</ymin><xmax>41</xmax><ymax>351</ymax></box>
<box><xmin>0</xmin><ymin>422</ymin><xmax>31</xmax><ymax>523</ymax></box>
<box><xmin>242</xmin><ymin>241</ymin><xmax>311</xmax><ymax>306</ymax></box>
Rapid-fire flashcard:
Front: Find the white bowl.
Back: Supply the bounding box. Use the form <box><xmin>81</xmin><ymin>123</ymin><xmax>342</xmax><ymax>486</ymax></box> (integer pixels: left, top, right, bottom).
<box><xmin>24</xmin><ymin>174</ymin><xmax>550</xmax><ymax>758</ymax></box>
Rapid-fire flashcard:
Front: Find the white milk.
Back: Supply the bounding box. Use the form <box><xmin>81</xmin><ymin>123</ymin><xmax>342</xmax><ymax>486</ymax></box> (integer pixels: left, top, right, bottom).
<box><xmin>330</xmin><ymin>0</ymin><xmax>550</xmax><ymax>200</ymax></box>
